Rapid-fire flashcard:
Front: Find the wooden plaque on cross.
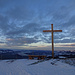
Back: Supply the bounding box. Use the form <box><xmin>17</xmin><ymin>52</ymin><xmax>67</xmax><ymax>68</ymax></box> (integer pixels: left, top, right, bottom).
<box><xmin>43</xmin><ymin>24</ymin><xmax>62</xmax><ymax>58</ymax></box>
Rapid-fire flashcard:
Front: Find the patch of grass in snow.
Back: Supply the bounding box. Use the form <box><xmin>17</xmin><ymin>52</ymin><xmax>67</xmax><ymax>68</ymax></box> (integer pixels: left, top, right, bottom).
<box><xmin>50</xmin><ymin>59</ymin><xmax>58</xmax><ymax>66</ymax></box>
<box><xmin>6</xmin><ymin>59</ymin><xmax>17</xmax><ymax>63</ymax></box>
<box><xmin>61</xmin><ymin>58</ymin><xmax>75</xmax><ymax>66</ymax></box>
<box><xmin>28</xmin><ymin>60</ymin><xmax>45</xmax><ymax>65</ymax></box>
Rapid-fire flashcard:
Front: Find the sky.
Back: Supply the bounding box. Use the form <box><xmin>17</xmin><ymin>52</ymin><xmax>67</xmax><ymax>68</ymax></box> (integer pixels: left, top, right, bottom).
<box><xmin>0</xmin><ymin>0</ymin><xmax>75</xmax><ymax>51</ymax></box>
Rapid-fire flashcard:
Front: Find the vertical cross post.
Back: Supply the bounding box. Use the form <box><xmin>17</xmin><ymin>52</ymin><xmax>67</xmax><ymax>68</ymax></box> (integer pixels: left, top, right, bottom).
<box><xmin>51</xmin><ymin>24</ymin><xmax>54</xmax><ymax>59</ymax></box>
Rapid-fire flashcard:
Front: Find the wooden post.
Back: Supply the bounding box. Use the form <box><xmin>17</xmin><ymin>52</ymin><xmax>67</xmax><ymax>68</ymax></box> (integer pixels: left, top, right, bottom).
<box><xmin>51</xmin><ymin>24</ymin><xmax>54</xmax><ymax>59</ymax></box>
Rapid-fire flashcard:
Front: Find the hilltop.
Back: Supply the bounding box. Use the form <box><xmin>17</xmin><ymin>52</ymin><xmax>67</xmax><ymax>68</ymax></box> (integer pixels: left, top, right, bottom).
<box><xmin>0</xmin><ymin>59</ymin><xmax>75</xmax><ymax>75</ymax></box>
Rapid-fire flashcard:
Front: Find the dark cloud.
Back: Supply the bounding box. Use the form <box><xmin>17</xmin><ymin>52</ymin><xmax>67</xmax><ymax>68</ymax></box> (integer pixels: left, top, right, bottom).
<box><xmin>55</xmin><ymin>39</ymin><xmax>75</xmax><ymax>43</ymax></box>
<box><xmin>0</xmin><ymin>0</ymin><xmax>75</xmax><ymax>49</ymax></box>
<box><xmin>6</xmin><ymin>37</ymin><xmax>39</xmax><ymax>46</ymax></box>
<box><xmin>41</xmin><ymin>32</ymin><xmax>75</xmax><ymax>43</ymax></box>
<box><xmin>61</xmin><ymin>15</ymin><xmax>75</xmax><ymax>29</ymax></box>
<box><xmin>6</xmin><ymin>23</ymin><xmax>41</xmax><ymax>35</ymax></box>
<box><xmin>0</xmin><ymin>15</ymin><xmax>9</xmax><ymax>34</ymax></box>
<box><xmin>0</xmin><ymin>41</ymin><xmax>5</xmax><ymax>43</ymax></box>
<box><xmin>0</xmin><ymin>15</ymin><xmax>17</xmax><ymax>36</ymax></box>
<box><xmin>70</xmin><ymin>28</ymin><xmax>75</xmax><ymax>36</ymax></box>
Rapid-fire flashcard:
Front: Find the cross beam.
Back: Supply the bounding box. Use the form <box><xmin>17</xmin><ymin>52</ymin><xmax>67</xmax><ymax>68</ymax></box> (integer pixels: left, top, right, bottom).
<box><xmin>43</xmin><ymin>30</ymin><xmax>62</xmax><ymax>32</ymax></box>
<box><xmin>43</xmin><ymin>24</ymin><xmax>62</xmax><ymax>58</ymax></box>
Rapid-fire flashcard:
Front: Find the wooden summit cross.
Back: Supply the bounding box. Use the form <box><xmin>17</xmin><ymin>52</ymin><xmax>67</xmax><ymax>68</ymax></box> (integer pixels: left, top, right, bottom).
<box><xmin>43</xmin><ymin>24</ymin><xmax>62</xmax><ymax>59</ymax></box>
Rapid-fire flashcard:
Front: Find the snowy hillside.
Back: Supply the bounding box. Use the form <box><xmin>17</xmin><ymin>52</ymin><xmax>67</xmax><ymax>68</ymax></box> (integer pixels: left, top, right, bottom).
<box><xmin>0</xmin><ymin>59</ymin><xmax>75</xmax><ymax>75</ymax></box>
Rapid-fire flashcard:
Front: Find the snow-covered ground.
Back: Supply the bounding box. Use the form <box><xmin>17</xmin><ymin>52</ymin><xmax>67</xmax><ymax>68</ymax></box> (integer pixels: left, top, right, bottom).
<box><xmin>0</xmin><ymin>59</ymin><xmax>75</xmax><ymax>75</ymax></box>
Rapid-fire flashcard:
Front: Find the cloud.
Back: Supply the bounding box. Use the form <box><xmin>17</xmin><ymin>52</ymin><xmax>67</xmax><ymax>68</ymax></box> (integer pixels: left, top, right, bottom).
<box><xmin>6</xmin><ymin>6</ymin><xmax>35</xmax><ymax>21</ymax></box>
<box><xmin>6</xmin><ymin>23</ymin><xmax>41</xmax><ymax>35</ymax></box>
<box><xmin>6</xmin><ymin>37</ymin><xmax>39</xmax><ymax>46</ymax></box>
<box><xmin>55</xmin><ymin>43</ymin><xmax>75</xmax><ymax>49</ymax></box>
<box><xmin>0</xmin><ymin>0</ymin><xmax>75</xmax><ymax>50</ymax></box>
<box><xmin>61</xmin><ymin>15</ymin><xmax>75</xmax><ymax>29</ymax></box>
<box><xmin>55</xmin><ymin>39</ymin><xmax>75</xmax><ymax>43</ymax></box>
<box><xmin>0</xmin><ymin>0</ymin><xmax>11</xmax><ymax>8</ymax></box>
<box><xmin>41</xmin><ymin>32</ymin><xmax>75</xmax><ymax>43</ymax></box>
<box><xmin>63</xmin><ymin>44</ymin><xmax>75</xmax><ymax>47</ymax></box>
<box><xmin>0</xmin><ymin>41</ymin><xmax>5</xmax><ymax>43</ymax></box>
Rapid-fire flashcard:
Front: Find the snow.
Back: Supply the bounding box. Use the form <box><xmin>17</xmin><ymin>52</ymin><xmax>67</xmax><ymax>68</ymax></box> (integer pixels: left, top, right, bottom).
<box><xmin>0</xmin><ymin>59</ymin><xmax>75</xmax><ymax>75</ymax></box>
<box><xmin>59</xmin><ymin>56</ymin><xmax>66</xmax><ymax>59</ymax></box>
<box><xmin>18</xmin><ymin>52</ymin><xmax>28</xmax><ymax>56</ymax></box>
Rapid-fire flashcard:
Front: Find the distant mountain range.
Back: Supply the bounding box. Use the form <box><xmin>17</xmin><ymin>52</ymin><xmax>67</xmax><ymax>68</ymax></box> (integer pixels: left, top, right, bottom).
<box><xmin>0</xmin><ymin>49</ymin><xmax>75</xmax><ymax>60</ymax></box>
